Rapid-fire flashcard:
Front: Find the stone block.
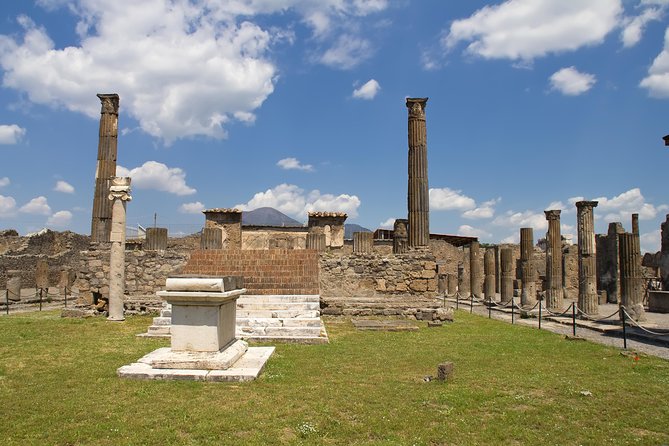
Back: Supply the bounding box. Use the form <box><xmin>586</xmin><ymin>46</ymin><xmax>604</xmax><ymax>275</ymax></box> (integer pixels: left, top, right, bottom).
<box><xmin>437</xmin><ymin>362</ymin><xmax>454</xmax><ymax>381</ymax></box>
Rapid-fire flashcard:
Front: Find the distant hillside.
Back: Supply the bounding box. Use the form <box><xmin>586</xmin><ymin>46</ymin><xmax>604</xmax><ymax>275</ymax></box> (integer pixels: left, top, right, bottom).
<box><xmin>344</xmin><ymin>223</ymin><xmax>372</xmax><ymax>239</ymax></box>
<box><xmin>242</xmin><ymin>207</ymin><xmax>303</xmax><ymax>227</ymax></box>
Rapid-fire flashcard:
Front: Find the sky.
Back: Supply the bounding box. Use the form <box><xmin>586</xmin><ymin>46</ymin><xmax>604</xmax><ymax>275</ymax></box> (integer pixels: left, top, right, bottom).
<box><xmin>0</xmin><ymin>0</ymin><xmax>668</xmax><ymax>252</ymax></box>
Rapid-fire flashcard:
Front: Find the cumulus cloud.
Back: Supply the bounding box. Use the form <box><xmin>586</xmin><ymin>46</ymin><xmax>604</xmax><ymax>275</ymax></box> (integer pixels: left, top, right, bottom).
<box><xmin>235</xmin><ymin>183</ymin><xmax>361</xmax><ymax>218</ymax></box>
<box><xmin>458</xmin><ymin>224</ymin><xmax>491</xmax><ymax>239</ymax></box>
<box><xmin>0</xmin><ymin>124</ymin><xmax>26</xmax><ymax>144</ymax></box>
<box><xmin>116</xmin><ymin>161</ymin><xmax>196</xmax><ymax>196</ymax></box>
<box><xmin>0</xmin><ymin>177</ymin><xmax>9</xmax><ymax>187</ymax></box>
<box><xmin>46</xmin><ymin>210</ymin><xmax>72</xmax><ymax>227</ymax></box>
<box><xmin>179</xmin><ymin>201</ymin><xmax>205</xmax><ymax>214</ymax></box>
<box><xmin>19</xmin><ymin>196</ymin><xmax>51</xmax><ymax>215</ymax></box>
<box><xmin>641</xmin><ymin>229</ymin><xmax>661</xmax><ymax>253</ymax></box>
<box><xmin>442</xmin><ymin>0</ymin><xmax>622</xmax><ymax>62</ymax></box>
<box><xmin>352</xmin><ymin>79</ymin><xmax>380</xmax><ymax>99</ymax></box>
<box><xmin>430</xmin><ymin>187</ymin><xmax>476</xmax><ymax>211</ymax></box>
<box><xmin>640</xmin><ymin>27</ymin><xmax>669</xmax><ymax>97</ymax></box>
<box><xmin>53</xmin><ymin>180</ymin><xmax>74</xmax><ymax>194</ymax></box>
<box><xmin>462</xmin><ymin>198</ymin><xmax>499</xmax><ymax>219</ymax></box>
<box><xmin>0</xmin><ymin>195</ymin><xmax>17</xmax><ymax>217</ymax></box>
<box><xmin>320</xmin><ymin>35</ymin><xmax>372</xmax><ymax>69</ymax></box>
<box><xmin>493</xmin><ymin>210</ymin><xmax>548</xmax><ymax>232</ymax></box>
<box><xmin>594</xmin><ymin>188</ymin><xmax>665</xmax><ymax>222</ymax></box>
<box><xmin>379</xmin><ymin>217</ymin><xmax>395</xmax><ymax>229</ymax></box>
<box><xmin>277</xmin><ymin>157</ymin><xmax>314</xmax><ymax>172</ymax></box>
<box><xmin>549</xmin><ymin>67</ymin><xmax>596</xmax><ymax>95</ymax></box>
<box><xmin>621</xmin><ymin>5</ymin><xmax>665</xmax><ymax>47</ymax></box>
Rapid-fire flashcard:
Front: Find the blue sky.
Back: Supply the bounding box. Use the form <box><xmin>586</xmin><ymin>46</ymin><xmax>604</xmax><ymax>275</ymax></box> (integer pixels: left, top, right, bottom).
<box><xmin>1</xmin><ymin>0</ymin><xmax>668</xmax><ymax>252</ymax></box>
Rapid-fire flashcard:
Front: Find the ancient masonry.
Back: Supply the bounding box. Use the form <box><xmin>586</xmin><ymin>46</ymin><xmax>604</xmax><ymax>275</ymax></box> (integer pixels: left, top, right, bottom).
<box><xmin>519</xmin><ymin>227</ymin><xmax>537</xmax><ymax>307</ymax></box>
<box><xmin>544</xmin><ymin>210</ymin><xmax>563</xmax><ymax>310</ymax></box>
<box><xmin>576</xmin><ymin>201</ymin><xmax>598</xmax><ymax>315</ymax></box>
<box><xmin>619</xmin><ymin>232</ymin><xmax>645</xmax><ymax>321</ymax></box>
<box><xmin>469</xmin><ymin>240</ymin><xmax>482</xmax><ymax>298</ymax></box>
<box><xmin>393</xmin><ymin>219</ymin><xmax>408</xmax><ymax>254</ymax></box>
<box><xmin>406</xmin><ymin>98</ymin><xmax>430</xmax><ymax>248</ymax></box>
<box><xmin>91</xmin><ymin>94</ymin><xmax>119</xmax><ymax>243</ymax></box>
<box><xmin>108</xmin><ymin>177</ymin><xmax>132</xmax><ymax>321</ymax></box>
<box><xmin>484</xmin><ymin>248</ymin><xmax>496</xmax><ymax>301</ymax></box>
<box><xmin>500</xmin><ymin>247</ymin><xmax>513</xmax><ymax>304</ymax></box>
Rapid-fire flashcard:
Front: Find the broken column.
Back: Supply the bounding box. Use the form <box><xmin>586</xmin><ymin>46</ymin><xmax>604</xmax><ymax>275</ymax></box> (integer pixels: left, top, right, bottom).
<box><xmin>59</xmin><ymin>268</ymin><xmax>76</xmax><ymax>295</ymax></box>
<box><xmin>393</xmin><ymin>218</ymin><xmax>409</xmax><ymax>254</ymax></box>
<box><xmin>469</xmin><ymin>240</ymin><xmax>482</xmax><ymax>298</ymax></box>
<box><xmin>597</xmin><ymin>222</ymin><xmax>625</xmax><ymax>303</ymax></box>
<box><xmin>91</xmin><ymin>93</ymin><xmax>120</xmax><ymax>242</ymax></box>
<box><xmin>307</xmin><ymin>212</ymin><xmax>347</xmax><ymax>249</ymax></box>
<box><xmin>500</xmin><ymin>248</ymin><xmax>513</xmax><ymax>304</ymax></box>
<box><xmin>545</xmin><ymin>210</ymin><xmax>563</xmax><ymax>310</ymax></box>
<box><xmin>484</xmin><ymin>248</ymin><xmax>496</xmax><ymax>302</ymax></box>
<box><xmin>520</xmin><ymin>228</ymin><xmax>537</xmax><ymax>307</ymax></box>
<box><xmin>618</xmin><ymin>232</ymin><xmax>645</xmax><ymax>321</ymax></box>
<box><xmin>576</xmin><ymin>201</ymin><xmax>599</xmax><ymax>315</ymax></box>
<box><xmin>457</xmin><ymin>263</ymin><xmax>465</xmax><ymax>295</ymax></box>
<box><xmin>108</xmin><ymin>176</ymin><xmax>132</xmax><ymax>321</ymax></box>
<box><xmin>306</xmin><ymin>233</ymin><xmax>326</xmax><ymax>251</ymax></box>
<box><xmin>145</xmin><ymin>227</ymin><xmax>168</xmax><ymax>251</ymax></box>
<box><xmin>6</xmin><ymin>270</ymin><xmax>21</xmax><ymax>302</ymax></box>
<box><xmin>406</xmin><ymin>98</ymin><xmax>430</xmax><ymax>249</ymax></box>
<box><xmin>447</xmin><ymin>273</ymin><xmax>457</xmax><ymax>296</ymax></box>
<box><xmin>353</xmin><ymin>232</ymin><xmax>373</xmax><ymax>253</ymax></box>
<box><xmin>201</xmin><ymin>227</ymin><xmax>223</xmax><ymax>249</ymax></box>
<box><xmin>35</xmin><ymin>259</ymin><xmax>49</xmax><ymax>290</ymax></box>
<box><xmin>203</xmin><ymin>209</ymin><xmax>242</xmax><ymax>249</ymax></box>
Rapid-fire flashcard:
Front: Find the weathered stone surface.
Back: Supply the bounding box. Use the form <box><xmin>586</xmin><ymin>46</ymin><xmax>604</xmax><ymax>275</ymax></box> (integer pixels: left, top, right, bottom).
<box><xmin>484</xmin><ymin>247</ymin><xmax>496</xmax><ymax>301</ymax></box>
<box><xmin>203</xmin><ymin>209</ymin><xmax>242</xmax><ymax>249</ymax></box>
<box><xmin>406</xmin><ymin>97</ymin><xmax>429</xmax><ymax>248</ymax></box>
<box><xmin>306</xmin><ymin>233</ymin><xmax>326</xmax><ymax>251</ymax></box>
<box><xmin>108</xmin><ymin>176</ymin><xmax>131</xmax><ymax>322</ymax></box>
<box><xmin>576</xmin><ymin>201</ymin><xmax>598</xmax><ymax>315</ymax></box>
<box><xmin>351</xmin><ymin>319</ymin><xmax>418</xmax><ymax>331</ymax></box>
<box><xmin>545</xmin><ymin>210</ymin><xmax>563</xmax><ymax>310</ymax></box>
<box><xmin>353</xmin><ymin>232</ymin><xmax>373</xmax><ymax>253</ymax></box>
<box><xmin>393</xmin><ymin>219</ymin><xmax>409</xmax><ymax>254</ymax></box>
<box><xmin>437</xmin><ymin>362</ymin><xmax>454</xmax><ymax>381</ymax></box>
<box><xmin>35</xmin><ymin>259</ymin><xmax>49</xmax><ymax>289</ymax></box>
<box><xmin>6</xmin><ymin>270</ymin><xmax>21</xmax><ymax>301</ymax></box>
<box><xmin>145</xmin><ymin>227</ymin><xmax>168</xmax><ymax>251</ymax></box>
<box><xmin>308</xmin><ymin>212</ymin><xmax>347</xmax><ymax>248</ymax></box>
<box><xmin>500</xmin><ymin>248</ymin><xmax>513</xmax><ymax>304</ymax></box>
<box><xmin>469</xmin><ymin>241</ymin><xmax>482</xmax><ymax>298</ymax></box>
<box><xmin>597</xmin><ymin>222</ymin><xmax>625</xmax><ymax>303</ymax></box>
<box><xmin>519</xmin><ymin>227</ymin><xmax>537</xmax><ymax>307</ymax></box>
<box><xmin>619</xmin><ymin>232</ymin><xmax>645</xmax><ymax>321</ymax></box>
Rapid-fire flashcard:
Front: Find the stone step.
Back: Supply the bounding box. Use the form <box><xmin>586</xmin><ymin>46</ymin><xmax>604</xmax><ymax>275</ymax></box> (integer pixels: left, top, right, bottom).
<box><xmin>236</xmin><ymin>325</ymin><xmax>324</xmax><ymax>337</ymax></box>
<box><xmin>161</xmin><ymin>309</ymin><xmax>172</xmax><ymax>317</ymax></box>
<box><xmin>237</xmin><ymin>295</ymin><xmax>320</xmax><ymax>304</ymax></box>
<box><xmin>236</xmin><ymin>309</ymin><xmax>320</xmax><ymax>318</ymax></box>
<box><xmin>236</xmin><ymin>317</ymin><xmax>323</xmax><ymax>328</ymax></box>
<box><xmin>147</xmin><ymin>325</ymin><xmax>171</xmax><ymax>336</ymax></box>
<box><xmin>152</xmin><ymin>316</ymin><xmax>172</xmax><ymax>326</ymax></box>
<box><xmin>237</xmin><ymin>302</ymin><xmax>320</xmax><ymax>311</ymax></box>
<box><xmin>238</xmin><ymin>334</ymin><xmax>329</xmax><ymax>345</ymax></box>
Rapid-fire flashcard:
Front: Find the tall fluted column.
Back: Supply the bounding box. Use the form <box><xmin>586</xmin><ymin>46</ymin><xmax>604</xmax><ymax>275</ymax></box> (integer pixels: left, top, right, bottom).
<box><xmin>576</xmin><ymin>201</ymin><xmax>599</xmax><ymax>315</ymax></box>
<box><xmin>618</xmin><ymin>232</ymin><xmax>645</xmax><ymax>321</ymax></box>
<box><xmin>91</xmin><ymin>93</ymin><xmax>120</xmax><ymax>242</ymax></box>
<box><xmin>108</xmin><ymin>177</ymin><xmax>131</xmax><ymax>321</ymax></box>
<box><xmin>484</xmin><ymin>248</ymin><xmax>496</xmax><ymax>302</ymax></box>
<box><xmin>545</xmin><ymin>210</ymin><xmax>563</xmax><ymax>310</ymax></box>
<box><xmin>406</xmin><ymin>98</ymin><xmax>429</xmax><ymax>248</ymax></box>
<box><xmin>520</xmin><ymin>228</ymin><xmax>537</xmax><ymax>307</ymax></box>
<box><xmin>469</xmin><ymin>241</ymin><xmax>482</xmax><ymax>298</ymax></box>
<box><xmin>500</xmin><ymin>248</ymin><xmax>513</xmax><ymax>304</ymax></box>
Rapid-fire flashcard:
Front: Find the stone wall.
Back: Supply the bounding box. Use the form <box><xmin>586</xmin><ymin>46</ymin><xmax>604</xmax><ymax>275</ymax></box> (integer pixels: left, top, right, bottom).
<box><xmin>241</xmin><ymin>228</ymin><xmax>307</xmax><ymax>250</ymax></box>
<box><xmin>319</xmin><ymin>251</ymin><xmax>438</xmax><ymax>297</ymax></box>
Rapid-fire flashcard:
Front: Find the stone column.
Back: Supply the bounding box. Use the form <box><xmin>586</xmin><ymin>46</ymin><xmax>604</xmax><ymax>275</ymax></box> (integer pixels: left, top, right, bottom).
<box><xmin>576</xmin><ymin>201</ymin><xmax>599</xmax><ymax>315</ymax></box>
<box><xmin>108</xmin><ymin>177</ymin><xmax>132</xmax><ymax>321</ymax></box>
<box><xmin>203</xmin><ymin>208</ymin><xmax>242</xmax><ymax>249</ymax></box>
<box><xmin>519</xmin><ymin>228</ymin><xmax>537</xmax><ymax>307</ymax></box>
<box><xmin>618</xmin><ymin>232</ymin><xmax>645</xmax><ymax>321</ymax></box>
<box><xmin>438</xmin><ymin>274</ymin><xmax>447</xmax><ymax>295</ymax></box>
<box><xmin>447</xmin><ymin>273</ymin><xmax>457</xmax><ymax>296</ymax></box>
<box><xmin>406</xmin><ymin>98</ymin><xmax>429</xmax><ymax>248</ymax></box>
<box><xmin>91</xmin><ymin>93</ymin><xmax>119</xmax><ymax>242</ymax></box>
<box><xmin>307</xmin><ymin>212</ymin><xmax>347</xmax><ymax>248</ymax></box>
<box><xmin>145</xmin><ymin>227</ymin><xmax>168</xmax><ymax>251</ymax></box>
<box><xmin>457</xmin><ymin>263</ymin><xmax>465</xmax><ymax>295</ymax></box>
<box><xmin>500</xmin><ymin>248</ymin><xmax>513</xmax><ymax>304</ymax></box>
<box><xmin>545</xmin><ymin>210</ymin><xmax>563</xmax><ymax>310</ymax></box>
<box><xmin>353</xmin><ymin>232</ymin><xmax>373</xmax><ymax>253</ymax></box>
<box><xmin>660</xmin><ymin>215</ymin><xmax>669</xmax><ymax>290</ymax></box>
<box><xmin>494</xmin><ymin>246</ymin><xmax>501</xmax><ymax>294</ymax></box>
<box><xmin>306</xmin><ymin>233</ymin><xmax>326</xmax><ymax>252</ymax></box>
<box><xmin>393</xmin><ymin>218</ymin><xmax>409</xmax><ymax>254</ymax></box>
<box><xmin>469</xmin><ymin>241</ymin><xmax>482</xmax><ymax>298</ymax></box>
<box><xmin>59</xmin><ymin>268</ymin><xmax>75</xmax><ymax>295</ymax></box>
<box><xmin>7</xmin><ymin>270</ymin><xmax>21</xmax><ymax>302</ymax></box>
<box><xmin>200</xmin><ymin>227</ymin><xmax>223</xmax><ymax>249</ymax></box>
<box><xmin>484</xmin><ymin>248</ymin><xmax>496</xmax><ymax>301</ymax></box>
<box><xmin>35</xmin><ymin>259</ymin><xmax>49</xmax><ymax>290</ymax></box>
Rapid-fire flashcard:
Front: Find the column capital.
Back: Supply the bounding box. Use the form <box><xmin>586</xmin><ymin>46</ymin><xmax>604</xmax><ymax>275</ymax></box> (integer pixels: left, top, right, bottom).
<box><xmin>97</xmin><ymin>93</ymin><xmax>119</xmax><ymax>115</ymax></box>
<box><xmin>576</xmin><ymin>200</ymin><xmax>598</xmax><ymax>210</ymax></box>
<box><xmin>406</xmin><ymin>97</ymin><xmax>428</xmax><ymax>119</ymax></box>
<box><xmin>108</xmin><ymin>176</ymin><xmax>132</xmax><ymax>201</ymax></box>
<box><xmin>544</xmin><ymin>209</ymin><xmax>561</xmax><ymax>220</ymax></box>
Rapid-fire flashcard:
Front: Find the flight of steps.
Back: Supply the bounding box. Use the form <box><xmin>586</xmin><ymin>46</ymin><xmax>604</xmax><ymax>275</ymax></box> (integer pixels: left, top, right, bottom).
<box><xmin>139</xmin><ymin>295</ymin><xmax>328</xmax><ymax>344</ymax></box>
<box><xmin>320</xmin><ymin>295</ymin><xmax>447</xmax><ymax>319</ymax></box>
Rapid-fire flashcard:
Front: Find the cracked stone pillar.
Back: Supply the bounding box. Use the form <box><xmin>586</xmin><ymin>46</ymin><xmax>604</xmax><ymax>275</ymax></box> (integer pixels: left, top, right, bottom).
<box><xmin>619</xmin><ymin>232</ymin><xmax>645</xmax><ymax>321</ymax></box>
<box><xmin>469</xmin><ymin>240</ymin><xmax>482</xmax><ymax>298</ymax></box>
<box><xmin>200</xmin><ymin>227</ymin><xmax>223</xmax><ymax>249</ymax></box>
<box><xmin>457</xmin><ymin>263</ymin><xmax>465</xmax><ymax>295</ymax></box>
<box><xmin>406</xmin><ymin>98</ymin><xmax>429</xmax><ymax>248</ymax></box>
<box><xmin>353</xmin><ymin>232</ymin><xmax>373</xmax><ymax>253</ymax></box>
<box><xmin>393</xmin><ymin>218</ymin><xmax>409</xmax><ymax>254</ymax></box>
<box><xmin>91</xmin><ymin>93</ymin><xmax>119</xmax><ymax>242</ymax></box>
<box><xmin>145</xmin><ymin>227</ymin><xmax>168</xmax><ymax>251</ymax></box>
<box><xmin>500</xmin><ymin>248</ymin><xmax>513</xmax><ymax>304</ymax></box>
<box><xmin>108</xmin><ymin>177</ymin><xmax>131</xmax><ymax>322</ymax></box>
<box><xmin>520</xmin><ymin>227</ymin><xmax>537</xmax><ymax>307</ymax></box>
<box><xmin>447</xmin><ymin>273</ymin><xmax>457</xmax><ymax>296</ymax></box>
<box><xmin>484</xmin><ymin>248</ymin><xmax>496</xmax><ymax>301</ymax></box>
<box><xmin>577</xmin><ymin>201</ymin><xmax>599</xmax><ymax>315</ymax></box>
<box><xmin>545</xmin><ymin>210</ymin><xmax>563</xmax><ymax>310</ymax></box>
<box><xmin>306</xmin><ymin>233</ymin><xmax>326</xmax><ymax>252</ymax></box>
<box><xmin>35</xmin><ymin>259</ymin><xmax>49</xmax><ymax>290</ymax></box>
<box><xmin>661</xmin><ymin>215</ymin><xmax>669</xmax><ymax>290</ymax></box>
<box><xmin>7</xmin><ymin>270</ymin><xmax>21</xmax><ymax>302</ymax></box>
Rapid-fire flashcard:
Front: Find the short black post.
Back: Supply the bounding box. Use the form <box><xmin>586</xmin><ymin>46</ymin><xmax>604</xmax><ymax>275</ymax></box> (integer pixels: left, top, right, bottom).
<box><xmin>572</xmin><ymin>303</ymin><xmax>576</xmax><ymax>337</ymax></box>
<box><xmin>64</xmin><ymin>286</ymin><xmax>68</xmax><ymax>308</ymax></box>
<box><xmin>488</xmin><ymin>298</ymin><xmax>492</xmax><ymax>319</ymax></box>
<box><xmin>470</xmin><ymin>294</ymin><xmax>473</xmax><ymax>314</ymax></box>
<box><xmin>455</xmin><ymin>292</ymin><xmax>459</xmax><ymax>310</ymax></box>
<box><xmin>621</xmin><ymin>306</ymin><xmax>627</xmax><ymax>350</ymax></box>
<box><xmin>511</xmin><ymin>296</ymin><xmax>515</xmax><ymax>324</ymax></box>
<box><xmin>538</xmin><ymin>298</ymin><xmax>542</xmax><ymax>330</ymax></box>
<box><xmin>5</xmin><ymin>289</ymin><xmax>8</xmax><ymax>315</ymax></box>
<box><xmin>39</xmin><ymin>288</ymin><xmax>43</xmax><ymax>311</ymax></box>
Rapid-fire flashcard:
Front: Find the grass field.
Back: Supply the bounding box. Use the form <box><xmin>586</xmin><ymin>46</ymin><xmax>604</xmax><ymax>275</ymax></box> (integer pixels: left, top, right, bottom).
<box><xmin>0</xmin><ymin>310</ymin><xmax>668</xmax><ymax>445</ymax></box>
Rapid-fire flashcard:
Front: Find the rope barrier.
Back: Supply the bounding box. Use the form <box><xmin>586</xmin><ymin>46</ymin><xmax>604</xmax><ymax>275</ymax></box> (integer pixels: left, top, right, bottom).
<box><xmin>576</xmin><ymin>307</ymin><xmax>620</xmax><ymax>323</ymax></box>
<box><xmin>541</xmin><ymin>302</ymin><xmax>574</xmax><ymax>317</ymax></box>
<box><xmin>621</xmin><ymin>308</ymin><xmax>669</xmax><ymax>337</ymax></box>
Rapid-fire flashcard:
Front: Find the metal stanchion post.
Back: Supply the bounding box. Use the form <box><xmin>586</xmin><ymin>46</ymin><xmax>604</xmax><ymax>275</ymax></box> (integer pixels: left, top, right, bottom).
<box><xmin>511</xmin><ymin>296</ymin><xmax>515</xmax><ymax>324</ymax></box>
<box><xmin>538</xmin><ymin>299</ymin><xmax>542</xmax><ymax>330</ymax></box>
<box><xmin>488</xmin><ymin>297</ymin><xmax>491</xmax><ymax>319</ymax></box>
<box><xmin>470</xmin><ymin>294</ymin><xmax>473</xmax><ymax>314</ymax></box>
<box><xmin>64</xmin><ymin>286</ymin><xmax>68</xmax><ymax>308</ymax></box>
<box><xmin>572</xmin><ymin>303</ymin><xmax>576</xmax><ymax>337</ymax></box>
<box><xmin>39</xmin><ymin>288</ymin><xmax>43</xmax><ymax>311</ymax></box>
<box><xmin>5</xmin><ymin>290</ymin><xmax>8</xmax><ymax>315</ymax></box>
<box><xmin>456</xmin><ymin>292</ymin><xmax>459</xmax><ymax>310</ymax></box>
<box><xmin>621</xmin><ymin>307</ymin><xmax>627</xmax><ymax>350</ymax></box>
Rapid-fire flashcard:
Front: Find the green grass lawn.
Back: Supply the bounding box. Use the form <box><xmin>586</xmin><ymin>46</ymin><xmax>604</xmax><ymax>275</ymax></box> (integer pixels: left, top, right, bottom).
<box><xmin>0</xmin><ymin>310</ymin><xmax>668</xmax><ymax>445</ymax></box>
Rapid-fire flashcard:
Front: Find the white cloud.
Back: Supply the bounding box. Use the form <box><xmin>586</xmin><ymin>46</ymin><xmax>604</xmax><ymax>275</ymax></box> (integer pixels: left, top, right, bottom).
<box><xmin>0</xmin><ymin>195</ymin><xmax>17</xmax><ymax>217</ymax></box>
<box><xmin>179</xmin><ymin>201</ymin><xmax>205</xmax><ymax>214</ymax></box>
<box><xmin>458</xmin><ymin>224</ymin><xmax>492</xmax><ymax>239</ymax></box>
<box><xmin>53</xmin><ymin>180</ymin><xmax>74</xmax><ymax>194</ymax></box>
<box><xmin>621</xmin><ymin>6</ymin><xmax>664</xmax><ymax>47</ymax></box>
<box><xmin>0</xmin><ymin>177</ymin><xmax>9</xmax><ymax>187</ymax></box>
<box><xmin>462</xmin><ymin>198</ymin><xmax>499</xmax><ymax>219</ymax></box>
<box><xmin>493</xmin><ymin>210</ymin><xmax>548</xmax><ymax>232</ymax></box>
<box><xmin>277</xmin><ymin>157</ymin><xmax>314</xmax><ymax>172</ymax></box>
<box><xmin>443</xmin><ymin>0</ymin><xmax>622</xmax><ymax>62</ymax></box>
<box><xmin>116</xmin><ymin>161</ymin><xmax>196</xmax><ymax>196</ymax></box>
<box><xmin>235</xmin><ymin>183</ymin><xmax>361</xmax><ymax>218</ymax></box>
<box><xmin>500</xmin><ymin>234</ymin><xmax>519</xmax><ymax>244</ymax></box>
<box><xmin>594</xmin><ymin>188</ymin><xmax>664</xmax><ymax>221</ymax></box>
<box><xmin>430</xmin><ymin>187</ymin><xmax>476</xmax><ymax>211</ymax></box>
<box><xmin>641</xmin><ymin>229</ymin><xmax>661</xmax><ymax>253</ymax></box>
<box><xmin>640</xmin><ymin>27</ymin><xmax>669</xmax><ymax>97</ymax></box>
<box><xmin>320</xmin><ymin>35</ymin><xmax>372</xmax><ymax>69</ymax></box>
<box><xmin>0</xmin><ymin>124</ymin><xmax>26</xmax><ymax>144</ymax></box>
<box><xmin>352</xmin><ymin>79</ymin><xmax>380</xmax><ymax>99</ymax></box>
<box><xmin>46</xmin><ymin>210</ymin><xmax>72</xmax><ymax>227</ymax></box>
<box><xmin>19</xmin><ymin>196</ymin><xmax>51</xmax><ymax>215</ymax></box>
<box><xmin>379</xmin><ymin>217</ymin><xmax>395</xmax><ymax>229</ymax></box>
<box><xmin>549</xmin><ymin>67</ymin><xmax>596</xmax><ymax>96</ymax></box>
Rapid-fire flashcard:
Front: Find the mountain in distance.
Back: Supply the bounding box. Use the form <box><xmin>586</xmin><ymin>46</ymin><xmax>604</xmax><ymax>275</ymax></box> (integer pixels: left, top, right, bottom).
<box><xmin>242</xmin><ymin>207</ymin><xmax>303</xmax><ymax>227</ymax></box>
<box><xmin>344</xmin><ymin>223</ymin><xmax>372</xmax><ymax>239</ymax></box>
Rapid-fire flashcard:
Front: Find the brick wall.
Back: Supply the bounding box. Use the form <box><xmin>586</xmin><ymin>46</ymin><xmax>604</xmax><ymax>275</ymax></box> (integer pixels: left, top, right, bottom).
<box><xmin>182</xmin><ymin>249</ymin><xmax>319</xmax><ymax>295</ymax></box>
